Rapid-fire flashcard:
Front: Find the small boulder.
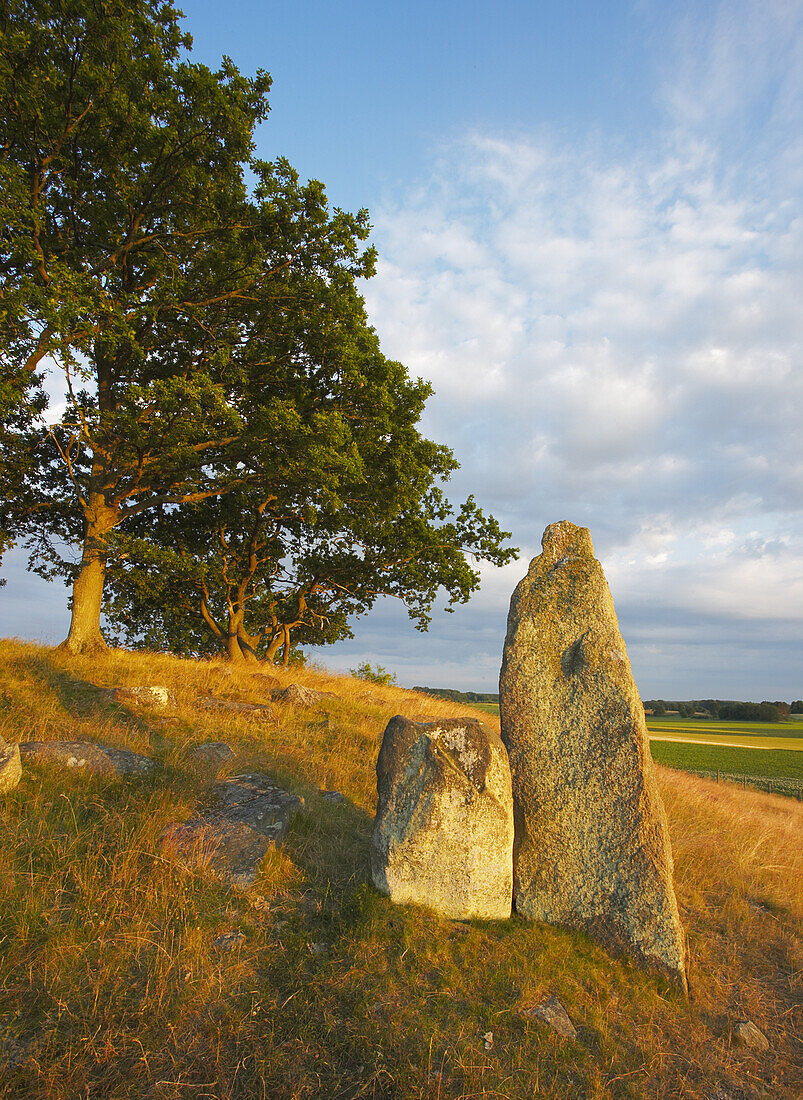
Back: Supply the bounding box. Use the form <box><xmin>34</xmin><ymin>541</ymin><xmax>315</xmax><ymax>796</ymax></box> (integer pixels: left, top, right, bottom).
<box><xmin>19</xmin><ymin>740</ymin><xmax>154</xmax><ymax>777</ymax></box>
<box><xmin>199</xmin><ymin>697</ymin><xmax>274</xmax><ymax>720</ymax></box>
<box><xmin>270</xmin><ymin>683</ymin><xmax>335</xmax><ymax>707</ymax></box>
<box><xmin>191</xmin><ymin>741</ymin><xmax>235</xmax><ymax>763</ymax></box>
<box><xmin>159</xmin><ymin>773</ymin><xmax>304</xmax><ymax>890</ymax></box>
<box><xmin>0</xmin><ymin>740</ymin><xmax>22</xmax><ymax>793</ymax></box>
<box><xmin>521</xmin><ymin>994</ymin><xmax>578</xmax><ymax>1040</ymax></box>
<box><xmin>732</xmin><ymin>1020</ymin><xmax>770</xmax><ymax>1052</ymax></box>
<box><xmin>499</xmin><ymin>521</ymin><xmax>687</xmax><ymax>989</ymax></box>
<box><xmin>319</xmin><ymin>789</ymin><xmax>347</xmax><ymax>804</ymax></box>
<box><xmin>114</xmin><ymin>685</ymin><xmax>175</xmax><ymax>708</ymax></box>
<box><xmin>371</xmin><ymin>716</ymin><xmax>514</xmax><ymax>921</ymax></box>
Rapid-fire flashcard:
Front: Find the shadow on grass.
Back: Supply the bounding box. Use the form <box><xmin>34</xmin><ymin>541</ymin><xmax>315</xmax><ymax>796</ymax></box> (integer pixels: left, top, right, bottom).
<box><xmin>9</xmin><ymin>648</ymin><xmax>163</xmax><ymax>745</ymax></box>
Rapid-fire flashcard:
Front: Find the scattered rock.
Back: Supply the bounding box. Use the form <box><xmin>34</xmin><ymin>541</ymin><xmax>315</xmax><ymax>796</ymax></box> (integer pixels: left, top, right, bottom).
<box><xmin>113</xmin><ymin>685</ymin><xmax>175</xmax><ymax>708</ymax></box>
<box><xmin>159</xmin><ymin>773</ymin><xmax>304</xmax><ymax>891</ymax></box>
<box><xmin>521</xmin><ymin>994</ymin><xmax>577</xmax><ymax>1040</ymax></box>
<box><xmin>19</xmin><ymin>740</ymin><xmax>154</xmax><ymax>777</ymax></box>
<box><xmin>251</xmin><ymin>672</ymin><xmax>281</xmax><ymax>690</ymax></box>
<box><xmin>199</xmin><ymin>697</ymin><xmax>274</xmax><ymax>720</ymax></box>
<box><xmin>270</xmin><ymin>683</ymin><xmax>335</xmax><ymax>707</ymax></box>
<box><xmin>371</xmin><ymin>715</ymin><xmax>514</xmax><ymax>921</ymax></box>
<box><xmin>499</xmin><ymin>521</ymin><xmax>687</xmax><ymax>990</ymax></box>
<box><xmin>308</xmin><ymin>941</ymin><xmax>328</xmax><ymax>956</ymax></box>
<box><xmin>213</xmin><ymin>929</ymin><xmax>246</xmax><ymax>951</ymax></box>
<box><xmin>191</xmin><ymin>741</ymin><xmax>235</xmax><ymax>763</ymax></box>
<box><xmin>483</xmin><ymin>1031</ymin><xmax>494</xmax><ymax>1050</ymax></box>
<box><xmin>0</xmin><ymin>739</ymin><xmax>22</xmax><ymax>793</ymax></box>
<box><xmin>0</xmin><ymin>1033</ymin><xmax>37</xmax><ymax>1070</ymax></box>
<box><xmin>732</xmin><ymin>1020</ymin><xmax>770</xmax><ymax>1052</ymax></box>
<box><xmin>319</xmin><ymin>789</ymin><xmax>347</xmax><ymax>804</ymax></box>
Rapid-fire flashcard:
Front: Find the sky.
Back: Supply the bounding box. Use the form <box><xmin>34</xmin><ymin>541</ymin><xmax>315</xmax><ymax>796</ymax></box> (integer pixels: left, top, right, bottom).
<box><xmin>1</xmin><ymin>0</ymin><xmax>801</xmax><ymax>698</ymax></box>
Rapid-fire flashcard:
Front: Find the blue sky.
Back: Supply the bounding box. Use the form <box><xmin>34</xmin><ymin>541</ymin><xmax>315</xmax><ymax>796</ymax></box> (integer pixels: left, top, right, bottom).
<box><xmin>2</xmin><ymin>0</ymin><xmax>801</xmax><ymax>698</ymax></box>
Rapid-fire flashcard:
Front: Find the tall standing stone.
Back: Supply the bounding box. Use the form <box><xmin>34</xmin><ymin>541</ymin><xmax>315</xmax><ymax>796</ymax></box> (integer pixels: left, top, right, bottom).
<box><xmin>499</xmin><ymin>521</ymin><xmax>687</xmax><ymax>989</ymax></box>
<box><xmin>371</xmin><ymin>716</ymin><xmax>514</xmax><ymax>921</ymax></box>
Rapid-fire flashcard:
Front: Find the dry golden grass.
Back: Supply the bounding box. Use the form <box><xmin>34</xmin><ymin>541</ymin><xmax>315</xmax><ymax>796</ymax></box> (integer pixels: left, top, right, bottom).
<box><xmin>0</xmin><ymin>638</ymin><xmax>800</xmax><ymax>1099</ymax></box>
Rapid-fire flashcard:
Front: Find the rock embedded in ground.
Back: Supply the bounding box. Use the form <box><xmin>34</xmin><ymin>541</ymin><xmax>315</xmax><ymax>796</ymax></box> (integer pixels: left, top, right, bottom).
<box><xmin>499</xmin><ymin>520</ymin><xmax>687</xmax><ymax>990</ymax></box>
<box><xmin>19</xmin><ymin>740</ymin><xmax>154</xmax><ymax>777</ymax></box>
<box><xmin>270</xmin><ymin>683</ymin><xmax>335</xmax><ymax>707</ymax></box>
<box><xmin>191</xmin><ymin>741</ymin><xmax>235</xmax><ymax>763</ymax></box>
<box><xmin>319</xmin><ymin>789</ymin><xmax>347</xmax><ymax>804</ymax></box>
<box><xmin>521</xmin><ymin>994</ymin><xmax>578</xmax><ymax>1039</ymax></box>
<box><xmin>199</xmin><ymin>697</ymin><xmax>274</xmax><ymax>719</ymax></box>
<box><xmin>159</xmin><ymin>773</ymin><xmax>304</xmax><ymax>891</ymax></box>
<box><xmin>0</xmin><ymin>739</ymin><xmax>22</xmax><ymax>793</ymax></box>
<box><xmin>113</xmin><ymin>685</ymin><xmax>175</xmax><ymax>708</ymax></box>
<box><xmin>371</xmin><ymin>715</ymin><xmax>514</xmax><ymax>921</ymax></box>
<box><xmin>732</xmin><ymin>1020</ymin><xmax>770</xmax><ymax>1051</ymax></box>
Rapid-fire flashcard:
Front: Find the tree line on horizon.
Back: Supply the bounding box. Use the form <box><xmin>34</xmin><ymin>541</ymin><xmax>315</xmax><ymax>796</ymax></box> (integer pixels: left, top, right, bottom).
<box><xmin>0</xmin><ymin>0</ymin><xmax>517</xmax><ymax>664</ymax></box>
<box><xmin>416</xmin><ymin>688</ymin><xmax>802</xmax><ymax>721</ymax></box>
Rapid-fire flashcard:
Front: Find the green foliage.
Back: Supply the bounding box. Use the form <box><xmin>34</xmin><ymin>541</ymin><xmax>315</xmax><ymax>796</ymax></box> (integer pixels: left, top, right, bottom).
<box><xmin>350</xmin><ymin>662</ymin><xmax>396</xmax><ymax>686</ymax></box>
<box><xmin>414</xmin><ymin>686</ymin><xmax>499</xmax><ymax>704</ymax></box>
<box><xmin>1</xmin><ymin>0</ymin><xmax>516</xmax><ymax>653</ymax></box>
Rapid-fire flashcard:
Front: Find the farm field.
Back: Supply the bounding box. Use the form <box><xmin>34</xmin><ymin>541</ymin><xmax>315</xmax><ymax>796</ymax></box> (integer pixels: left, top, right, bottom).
<box><xmin>462</xmin><ymin>705</ymin><xmax>803</xmax><ymax>786</ymax></box>
<box><xmin>649</xmin><ymin>739</ymin><xmax>802</xmax><ymax>784</ymax></box>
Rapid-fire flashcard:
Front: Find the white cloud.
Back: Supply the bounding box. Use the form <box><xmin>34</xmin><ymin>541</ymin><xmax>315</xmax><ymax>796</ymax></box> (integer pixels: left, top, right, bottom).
<box><xmin>358</xmin><ymin>53</ymin><xmax>802</xmax><ymax>695</ymax></box>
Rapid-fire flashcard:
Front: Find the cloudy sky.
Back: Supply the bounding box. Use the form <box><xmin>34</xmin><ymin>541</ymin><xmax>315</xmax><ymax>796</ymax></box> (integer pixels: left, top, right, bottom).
<box><xmin>2</xmin><ymin>0</ymin><xmax>801</xmax><ymax>699</ymax></box>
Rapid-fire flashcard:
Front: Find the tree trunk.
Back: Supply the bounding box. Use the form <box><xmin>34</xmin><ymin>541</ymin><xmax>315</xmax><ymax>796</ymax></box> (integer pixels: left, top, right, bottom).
<box><xmin>61</xmin><ymin>496</ymin><xmax>117</xmax><ymax>654</ymax></box>
<box><xmin>225</xmin><ymin>606</ymin><xmax>248</xmax><ymax>663</ymax></box>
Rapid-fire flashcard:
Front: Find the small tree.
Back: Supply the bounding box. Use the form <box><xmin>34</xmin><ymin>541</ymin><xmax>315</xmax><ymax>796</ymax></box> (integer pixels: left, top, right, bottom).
<box><xmin>350</xmin><ymin>662</ymin><xmax>396</xmax><ymax>686</ymax></box>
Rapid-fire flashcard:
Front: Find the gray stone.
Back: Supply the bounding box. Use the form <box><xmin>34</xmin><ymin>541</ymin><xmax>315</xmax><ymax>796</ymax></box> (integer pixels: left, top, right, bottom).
<box><xmin>270</xmin><ymin>683</ymin><xmax>335</xmax><ymax>707</ymax></box>
<box><xmin>371</xmin><ymin>716</ymin><xmax>514</xmax><ymax>921</ymax></box>
<box><xmin>499</xmin><ymin>521</ymin><xmax>687</xmax><ymax>989</ymax></box>
<box><xmin>213</xmin><ymin>929</ymin><xmax>246</xmax><ymax>950</ymax></box>
<box><xmin>522</xmin><ymin>994</ymin><xmax>577</xmax><ymax>1039</ymax></box>
<box><xmin>199</xmin><ymin>697</ymin><xmax>274</xmax><ymax>719</ymax></box>
<box><xmin>159</xmin><ymin>773</ymin><xmax>304</xmax><ymax>891</ymax></box>
<box><xmin>114</xmin><ymin>685</ymin><xmax>175</xmax><ymax>708</ymax></box>
<box><xmin>320</xmin><ymin>789</ymin><xmax>347</xmax><ymax>804</ymax></box>
<box><xmin>19</xmin><ymin>740</ymin><xmax>154</xmax><ymax>777</ymax></box>
<box><xmin>732</xmin><ymin>1020</ymin><xmax>770</xmax><ymax>1051</ymax></box>
<box><xmin>191</xmin><ymin>741</ymin><xmax>235</xmax><ymax>763</ymax></box>
<box><xmin>0</xmin><ymin>740</ymin><xmax>21</xmax><ymax>794</ymax></box>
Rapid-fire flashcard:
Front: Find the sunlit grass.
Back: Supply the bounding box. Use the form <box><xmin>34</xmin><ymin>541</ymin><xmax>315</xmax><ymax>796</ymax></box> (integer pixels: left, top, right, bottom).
<box><xmin>0</xmin><ymin>639</ymin><xmax>800</xmax><ymax>1098</ymax></box>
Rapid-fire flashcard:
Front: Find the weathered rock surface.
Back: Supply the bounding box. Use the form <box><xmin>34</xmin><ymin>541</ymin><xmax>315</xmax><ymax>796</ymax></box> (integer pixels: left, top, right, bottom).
<box><xmin>113</xmin><ymin>685</ymin><xmax>175</xmax><ymax>708</ymax></box>
<box><xmin>191</xmin><ymin>741</ymin><xmax>235</xmax><ymax>763</ymax></box>
<box><xmin>732</xmin><ymin>1020</ymin><xmax>770</xmax><ymax>1051</ymax></box>
<box><xmin>199</xmin><ymin>697</ymin><xmax>274</xmax><ymax>720</ymax></box>
<box><xmin>19</xmin><ymin>740</ymin><xmax>154</xmax><ymax>777</ymax></box>
<box><xmin>0</xmin><ymin>739</ymin><xmax>22</xmax><ymax>793</ymax></box>
<box><xmin>159</xmin><ymin>773</ymin><xmax>304</xmax><ymax>890</ymax></box>
<box><xmin>499</xmin><ymin>520</ymin><xmax>687</xmax><ymax>989</ymax></box>
<box><xmin>521</xmin><ymin>994</ymin><xmax>577</xmax><ymax>1039</ymax></box>
<box><xmin>270</xmin><ymin>683</ymin><xmax>335</xmax><ymax>707</ymax></box>
<box><xmin>371</xmin><ymin>716</ymin><xmax>513</xmax><ymax>920</ymax></box>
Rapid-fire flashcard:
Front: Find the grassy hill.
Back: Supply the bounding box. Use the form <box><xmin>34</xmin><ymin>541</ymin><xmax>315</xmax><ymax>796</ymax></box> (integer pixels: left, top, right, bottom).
<box><xmin>0</xmin><ymin>639</ymin><xmax>800</xmax><ymax>1099</ymax></box>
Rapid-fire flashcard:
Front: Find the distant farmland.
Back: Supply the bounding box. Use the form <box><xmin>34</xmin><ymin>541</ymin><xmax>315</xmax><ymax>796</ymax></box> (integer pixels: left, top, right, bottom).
<box><xmin>465</xmin><ymin>705</ymin><xmax>803</xmax><ymax>791</ymax></box>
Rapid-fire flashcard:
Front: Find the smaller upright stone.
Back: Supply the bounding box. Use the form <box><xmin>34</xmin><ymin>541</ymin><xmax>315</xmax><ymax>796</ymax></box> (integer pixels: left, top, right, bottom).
<box><xmin>371</xmin><ymin>716</ymin><xmax>513</xmax><ymax>921</ymax></box>
<box><xmin>0</xmin><ymin>739</ymin><xmax>22</xmax><ymax>794</ymax></box>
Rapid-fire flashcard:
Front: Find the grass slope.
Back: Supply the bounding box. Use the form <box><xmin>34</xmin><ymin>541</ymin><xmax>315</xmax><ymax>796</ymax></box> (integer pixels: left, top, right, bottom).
<box><xmin>0</xmin><ymin>640</ymin><xmax>801</xmax><ymax>1099</ymax></box>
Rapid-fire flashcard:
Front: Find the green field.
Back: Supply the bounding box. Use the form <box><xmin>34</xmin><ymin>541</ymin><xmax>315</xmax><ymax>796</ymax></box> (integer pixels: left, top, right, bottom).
<box><xmin>464</xmin><ymin>704</ymin><xmax>803</xmax><ymax>786</ymax></box>
<box><xmin>649</xmin><ymin>739</ymin><xmax>803</xmax><ymax>783</ymax></box>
